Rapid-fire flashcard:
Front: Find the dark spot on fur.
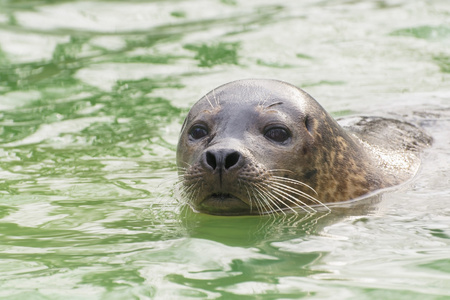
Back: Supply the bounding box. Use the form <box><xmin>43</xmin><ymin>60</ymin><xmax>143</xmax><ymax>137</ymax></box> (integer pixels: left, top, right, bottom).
<box><xmin>337</xmin><ymin>180</ymin><xmax>347</xmax><ymax>193</ymax></box>
<box><xmin>302</xmin><ymin>146</ymin><xmax>308</xmax><ymax>155</ymax></box>
<box><xmin>322</xmin><ymin>152</ymin><xmax>329</xmax><ymax>164</ymax></box>
<box><xmin>304</xmin><ymin>169</ymin><xmax>317</xmax><ymax>179</ymax></box>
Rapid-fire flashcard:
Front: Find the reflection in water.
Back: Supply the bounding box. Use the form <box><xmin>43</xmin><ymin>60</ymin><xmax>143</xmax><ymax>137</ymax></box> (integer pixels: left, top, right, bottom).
<box><xmin>179</xmin><ymin>193</ymin><xmax>383</xmax><ymax>247</ymax></box>
<box><xmin>0</xmin><ymin>0</ymin><xmax>450</xmax><ymax>298</ymax></box>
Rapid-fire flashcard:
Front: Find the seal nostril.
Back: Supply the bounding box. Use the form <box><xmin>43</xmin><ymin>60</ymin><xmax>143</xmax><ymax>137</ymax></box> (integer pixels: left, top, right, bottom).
<box><xmin>225</xmin><ymin>151</ymin><xmax>240</xmax><ymax>169</ymax></box>
<box><xmin>206</xmin><ymin>151</ymin><xmax>217</xmax><ymax>170</ymax></box>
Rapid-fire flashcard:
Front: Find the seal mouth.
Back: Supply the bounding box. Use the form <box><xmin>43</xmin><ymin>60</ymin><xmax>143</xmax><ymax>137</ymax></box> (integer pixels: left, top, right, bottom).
<box><xmin>210</xmin><ymin>193</ymin><xmax>234</xmax><ymax>200</ymax></box>
<box><xmin>198</xmin><ymin>193</ymin><xmax>251</xmax><ymax>215</ymax></box>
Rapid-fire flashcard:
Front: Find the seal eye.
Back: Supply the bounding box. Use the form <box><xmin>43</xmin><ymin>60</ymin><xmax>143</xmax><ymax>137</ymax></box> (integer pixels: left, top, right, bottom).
<box><xmin>264</xmin><ymin>127</ymin><xmax>290</xmax><ymax>144</ymax></box>
<box><xmin>189</xmin><ymin>125</ymin><xmax>208</xmax><ymax>140</ymax></box>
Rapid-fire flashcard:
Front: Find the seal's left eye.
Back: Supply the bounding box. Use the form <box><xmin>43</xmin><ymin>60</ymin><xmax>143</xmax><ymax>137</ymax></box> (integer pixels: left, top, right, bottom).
<box><xmin>189</xmin><ymin>125</ymin><xmax>208</xmax><ymax>140</ymax></box>
<box><xmin>264</xmin><ymin>127</ymin><xmax>290</xmax><ymax>143</ymax></box>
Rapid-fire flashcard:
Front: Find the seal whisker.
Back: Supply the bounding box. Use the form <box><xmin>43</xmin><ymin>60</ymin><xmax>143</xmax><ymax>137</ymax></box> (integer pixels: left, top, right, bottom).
<box><xmin>176</xmin><ymin>173</ymin><xmax>201</xmax><ymax>187</ymax></box>
<box><xmin>240</xmin><ymin>180</ymin><xmax>255</xmax><ymax>213</ymax></box>
<box><xmin>251</xmin><ymin>187</ymin><xmax>270</xmax><ymax>215</ymax></box>
<box><xmin>256</xmin><ymin>188</ymin><xmax>287</xmax><ymax>215</ymax></box>
<box><xmin>271</xmin><ymin>181</ymin><xmax>319</xmax><ymax>206</ymax></box>
<box><xmin>212</xmin><ymin>88</ymin><xmax>220</xmax><ymax>106</ymax></box>
<box><xmin>178</xmin><ymin>186</ymin><xmax>194</xmax><ymax>202</ymax></box>
<box><xmin>245</xmin><ymin>180</ymin><xmax>272</xmax><ymax>214</ymax></box>
<box><xmin>264</xmin><ymin>192</ymin><xmax>296</xmax><ymax>215</ymax></box>
<box><xmin>271</xmin><ymin>175</ymin><xmax>318</xmax><ymax>195</ymax></box>
<box><xmin>269</xmin><ymin>186</ymin><xmax>317</xmax><ymax>214</ymax></box>
<box><xmin>243</xmin><ymin>181</ymin><xmax>269</xmax><ymax>215</ymax></box>
<box><xmin>269</xmin><ymin>169</ymin><xmax>295</xmax><ymax>173</ymax></box>
<box><xmin>180</xmin><ymin>162</ymin><xmax>192</xmax><ymax>168</ymax></box>
<box><xmin>270</xmin><ymin>181</ymin><xmax>328</xmax><ymax>210</ymax></box>
<box><xmin>247</xmin><ymin>182</ymin><xmax>275</xmax><ymax>214</ymax></box>
<box><xmin>261</xmin><ymin>187</ymin><xmax>300</xmax><ymax>215</ymax></box>
<box><xmin>175</xmin><ymin>172</ymin><xmax>189</xmax><ymax>182</ymax></box>
<box><xmin>178</xmin><ymin>181</ymin><xmax>197</xmax><ymax>196</ymax></box>
<box><xmin>258</xmin><ymin>93</ymin><xmax>271</xmax><ymax>107</ymax></box>
<box><xmin>253</xmin><ymin>182</ymin><xmax>291</xmax><ymax>215</ymax></box>
<box><xmin>204</xmin><ymin>93</ymin><xmax>215</xmax><ymax>109</ymax></box>
<box><xmin>178</xmin><ymin>180</ymin><xmax>202</xmax><ymax>203</ymax></box>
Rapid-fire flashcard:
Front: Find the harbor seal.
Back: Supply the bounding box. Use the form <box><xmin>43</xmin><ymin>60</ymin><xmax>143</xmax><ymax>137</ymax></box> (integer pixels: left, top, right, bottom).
<box><xmin>176</xmin><ymin>79</ymin><xmax>432</xmax><ymax>215</ymax></box>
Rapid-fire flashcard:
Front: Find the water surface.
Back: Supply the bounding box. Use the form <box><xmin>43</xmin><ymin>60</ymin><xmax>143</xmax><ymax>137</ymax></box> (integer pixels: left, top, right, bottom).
<box><xmin>0</xmin><ymin>0</ymin><xmax>449</xmax><ymax>299</ymax></box>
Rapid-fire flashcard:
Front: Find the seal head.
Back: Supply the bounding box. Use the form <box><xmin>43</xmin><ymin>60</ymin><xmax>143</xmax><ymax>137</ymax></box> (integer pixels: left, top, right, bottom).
<box><xmin>176</xmin><ymin>79</ymin><xmax>431</xmax><ymax>215</ymax></box>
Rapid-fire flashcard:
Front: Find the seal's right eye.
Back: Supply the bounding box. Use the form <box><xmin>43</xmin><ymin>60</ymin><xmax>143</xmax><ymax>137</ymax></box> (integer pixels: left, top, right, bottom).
<box><xmin>189</xmin><ymin>125</ymin><xmax>208</xmax><ymax>140</ymax></box>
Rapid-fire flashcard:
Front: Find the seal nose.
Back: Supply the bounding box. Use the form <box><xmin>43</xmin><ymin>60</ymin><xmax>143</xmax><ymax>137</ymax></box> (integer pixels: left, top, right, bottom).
<box><xmin>205</xmin><ymin>149</ymin><xmax>242</xmax><ymax>171</ymax></box>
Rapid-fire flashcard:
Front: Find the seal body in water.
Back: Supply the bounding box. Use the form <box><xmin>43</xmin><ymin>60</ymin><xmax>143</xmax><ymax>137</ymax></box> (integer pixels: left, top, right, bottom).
<box><xmin>176</xmin><ymin>79</ymin><xmax>432</xmax><ymax>215</ymax></box>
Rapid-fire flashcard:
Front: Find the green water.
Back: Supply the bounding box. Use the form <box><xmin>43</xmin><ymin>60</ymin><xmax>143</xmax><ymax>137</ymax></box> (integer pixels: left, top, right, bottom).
<box><xmin>1</xmin><ymin>0</ymin><xmax>450</xmax><ymax>299</ymax></box>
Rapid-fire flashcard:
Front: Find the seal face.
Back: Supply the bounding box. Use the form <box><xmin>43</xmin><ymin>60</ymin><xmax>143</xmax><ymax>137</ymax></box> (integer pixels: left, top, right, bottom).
<box><xmin>176</xmin><ymin>79</ymin><xmax>432</xmax><ymax>215</ymax></box>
